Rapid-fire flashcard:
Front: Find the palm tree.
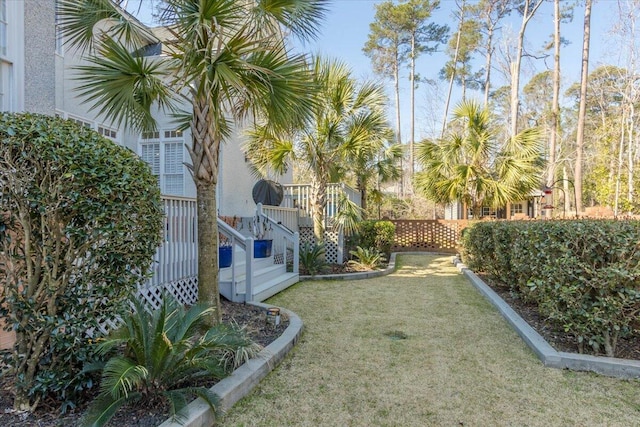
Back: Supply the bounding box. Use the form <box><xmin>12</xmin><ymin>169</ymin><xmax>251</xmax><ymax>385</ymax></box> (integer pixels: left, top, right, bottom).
<box><xmin>415</xmin><ymin>100</ymin><xmax>544</xmax><ymax>218</ymax></box>
<box><xmin>82</xmin><ymin>295</ymin><xmax>260</xmax><ymax>426</ymax></box>
<box><xmin>343</xmin><ymin>136</ymin><xmax>403</xmax><ymax>219</ymax></box>
<box><xmin>246</xmin><ymin>56</ymin><xmax>392</xmax><ymax>243</ymax></box>
<box><xmin>58</xmin><ymin>0</ymin><xmax>327</xmax><ymax>325</ymax></box>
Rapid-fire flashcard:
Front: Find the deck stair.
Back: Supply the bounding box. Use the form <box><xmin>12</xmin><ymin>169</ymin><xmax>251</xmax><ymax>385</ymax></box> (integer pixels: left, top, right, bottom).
<box><xmin>218</xmin><ymin>246</ymin><xmax>298</xmax><ymax>302</ymax></box>
<box><xmin>217</xmin><ymin>204</ymin><xmax>300</xmax><ymax>303</ymax></box>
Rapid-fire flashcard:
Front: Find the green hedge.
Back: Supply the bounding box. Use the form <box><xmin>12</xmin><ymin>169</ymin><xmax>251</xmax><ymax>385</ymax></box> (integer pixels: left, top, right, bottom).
<box><xmin>0</xmin><ymin>113</ymin><xmax>163</xmax><ymax>411</ymax></box>
<box><xmin>462</xmin><ymin>220</ymin><xmax>640</xmax><ymax>357</ymax></box>
<box><xmin>354</xmin><ymin>220</ymin><xmax>396</xmax><ymax>256</ymax></box>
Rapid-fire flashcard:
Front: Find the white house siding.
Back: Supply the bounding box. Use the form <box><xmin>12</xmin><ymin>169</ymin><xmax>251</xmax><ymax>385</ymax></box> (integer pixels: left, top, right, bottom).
<box><xmin>8</xmin><ymin>1</ymin><xmax>292</xmax><ymax>213</ymax></box>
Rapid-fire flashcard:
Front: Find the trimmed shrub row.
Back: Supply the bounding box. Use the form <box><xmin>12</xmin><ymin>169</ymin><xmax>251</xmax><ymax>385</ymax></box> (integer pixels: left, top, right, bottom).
<box><xmin>462</xmin><ymin>220</ymin><xmax>640</xmax><ymax>357</ymax></box>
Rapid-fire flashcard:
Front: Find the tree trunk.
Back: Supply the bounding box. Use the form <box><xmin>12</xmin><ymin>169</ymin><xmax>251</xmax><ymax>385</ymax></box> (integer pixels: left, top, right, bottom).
<box><xmin>614</xmin><ymin>107</ymin><xmax>626</xmax><ymax>217</ymax></box>
<box><xmin>409</xmin><ymin>34</ymin><xmax>416</xmax><ymax>187</ymax></box>
<box><xmin>394</xmin><ymin>61</ymin><xmax>404</xmax><ymax>197</ymax></box>
<box><xmin>358</xmin><ymin>176</ymin><xmax>368</xmax><ymax>219</ymax></box>
<box><xmin>196</xmin><ymin>182</ymin><xmax>221</xmax><ymax>325</ymax></box>
<box><xmin>574</xmin><ymin>0</ymin><xmax>592</xmax><ymax>215</ymax></box>
<box><xmin>627</xmin><ymin>103</ymin><xmax>635</xmax><ymax>210</ymax></box>
<box><xmin>310</xmin><ymin>175</ymin><xmax>327</xmax><ymax>245</ymax></box>
<box><xmin>547</xmin><ymin>0</ymin><xmax>561</xmax><ymax>197</ymax></box>
<box><xmin>442</xmin><ymin>2</ymin><xmax>465</xmax><ymax>138</ymax></box>
<box><xmin>190</xmin><ymin>96</ymin><xmax>221</xmax><ymax>326</ymax></box>
<box><xmin>510</xmin><ymin>0</ymin><xmax>543</xmax><ymax>138</ymax></box>
<box><xmin>483</xmin><ymin>24</ymin><xmax>494</xmax><ymax>109</ymax></box>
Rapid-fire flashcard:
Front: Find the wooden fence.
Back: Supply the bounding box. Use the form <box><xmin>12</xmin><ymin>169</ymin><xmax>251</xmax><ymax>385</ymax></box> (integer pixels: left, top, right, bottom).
<box><xmin>390</xmin><ymin>220</ymin><xmax>468</xmax><ymax>253</ymax></box>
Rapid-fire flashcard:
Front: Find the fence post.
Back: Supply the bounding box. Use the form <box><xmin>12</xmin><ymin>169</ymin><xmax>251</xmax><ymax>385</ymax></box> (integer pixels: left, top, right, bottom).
<box><xmin>293</xmin><ymin>231</ymin><xmax>299</xmax><ymax>274</ymax></box>
<box><xmin>245</xmin><ymin>237</ymin><xmax>254</xmax><ymax>303</ymax></box>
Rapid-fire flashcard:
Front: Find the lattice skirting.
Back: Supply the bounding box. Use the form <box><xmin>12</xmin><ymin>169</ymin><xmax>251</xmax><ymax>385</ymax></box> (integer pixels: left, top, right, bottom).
<box><xmin>299</xmin><ymin>227</ymin><xmax>343</xmax><ymax>263</ymax></box>
<box><xmin>136</xmin><ymin>275</ymin><xmax>198</xmax><ymax>310</ymax></box>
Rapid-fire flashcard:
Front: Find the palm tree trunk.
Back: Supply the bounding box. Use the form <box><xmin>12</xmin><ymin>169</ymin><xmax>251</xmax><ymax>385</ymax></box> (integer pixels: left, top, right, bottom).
<box><xmin>575</xmin><ymin>0</ymin><xmax>592</xmax><ymax>215</ymax></box>
<box><xmin>358</xmin><ymin>176</ymin><xmax>368</xmax><ymax>219</ymax></box>
<box><xmin>196</xmin><ymin>182</ymin><xmax>221</xmax><ymax>324</ymax></box>
<box><xmin>190</xmin><ymin>97</ymin><xmax>221</xmax><ymax>326</ymax></box>
<box><xmin>310</xmin><ymin>175</ymin><xmax>327</xmax><ymax>245</ymax></box>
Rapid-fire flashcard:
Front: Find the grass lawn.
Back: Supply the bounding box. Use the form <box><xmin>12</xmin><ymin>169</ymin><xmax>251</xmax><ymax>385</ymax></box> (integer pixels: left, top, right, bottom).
<box><xmin>220</xmin><ymin>255</ymin><xmax>640</xmax><ymax>426</ymax></box>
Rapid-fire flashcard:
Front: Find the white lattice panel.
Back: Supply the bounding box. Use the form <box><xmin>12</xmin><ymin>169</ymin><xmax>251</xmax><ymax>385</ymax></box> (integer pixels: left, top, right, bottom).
<box><xmin>299</xmin><ymin>227</ymin><xmax>343</xmax><ymax>263</ymax></box>
<box><xmin>137</xmin><ymin>275</ymin><xmax>198</xmax><ymax>309</ymax></box>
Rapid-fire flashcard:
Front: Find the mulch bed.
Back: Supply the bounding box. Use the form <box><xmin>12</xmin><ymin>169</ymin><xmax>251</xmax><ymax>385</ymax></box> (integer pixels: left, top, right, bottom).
<box><xmin>0</xmin><ymin>299</ymin><xmax>289</xmax><ymax>427</ymax></box>
<box><xmin>481</xmin><ymin>275</ymin><xmax>640</xmax><ymax>360</ymax></box>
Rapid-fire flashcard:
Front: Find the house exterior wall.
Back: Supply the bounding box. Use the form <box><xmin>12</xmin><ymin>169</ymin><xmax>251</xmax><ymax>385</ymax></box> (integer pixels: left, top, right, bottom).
<box><xmin>4</xmin><ymin>0</ymin><xmax>292</xmax><ymax>207</ymax></box>
<box><xmin>23</xmin><ymin>0</ymin><xmax>55</xmax><ymax>114</ymax></box>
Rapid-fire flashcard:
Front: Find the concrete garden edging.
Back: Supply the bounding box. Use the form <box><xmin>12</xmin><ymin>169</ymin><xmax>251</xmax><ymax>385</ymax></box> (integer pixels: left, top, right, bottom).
<box><xmin>158</xmin><ymin>303</ymin><xmax>303</xmax><ymax>427</ymax></box>
<box><xmin>300</xmin><ymin>252</ymin><xmax>398</xmax><ymax>281</ymax></box>
<box><xmin>454</xmin><ymin>258</ymin><xmax>640</xmax><ymax>379</ymax></box>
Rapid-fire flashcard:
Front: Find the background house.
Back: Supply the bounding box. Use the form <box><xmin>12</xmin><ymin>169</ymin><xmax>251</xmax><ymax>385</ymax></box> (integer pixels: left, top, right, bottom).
<box><xmin>444</xmin><ymin>190</ymin><xmax>545</xmax><ymax>220</ymax></box>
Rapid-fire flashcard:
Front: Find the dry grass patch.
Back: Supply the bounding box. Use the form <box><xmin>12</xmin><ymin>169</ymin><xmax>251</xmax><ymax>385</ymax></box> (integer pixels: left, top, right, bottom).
<box><xmin>220</xmin><ymin>255</ymin><xmax>640</xmax><ymax>426</ymax></box>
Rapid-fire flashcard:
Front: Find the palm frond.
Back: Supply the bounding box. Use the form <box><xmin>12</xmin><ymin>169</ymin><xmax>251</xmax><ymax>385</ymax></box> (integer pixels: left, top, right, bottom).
<box><xmin>81</xmin><ymin>392</ymin><xmax>137</xmax><ymax>427</ymax></box>
<box><xmin>100</xmin><ymin>357</ymin><xmax>148</xmax><ymax>400</ymax></box>
<box><xmin>73</xmin><ymin>38</ymin><xmax>175</xmax><ymax>133</ymax></box>
<box><xmin>58</xmin><ymin>0</ymin><xmax>154</xmax><ymax>53</ymax></box>
<box><xmin>255</xmin><ymin>0</ymin><xmax>329</xmax><ymax>42</ymax></box>
<box><xmin>334</xmin><ymin>194</ymin><xmax>363</xmax><ymax>236</ymax></box>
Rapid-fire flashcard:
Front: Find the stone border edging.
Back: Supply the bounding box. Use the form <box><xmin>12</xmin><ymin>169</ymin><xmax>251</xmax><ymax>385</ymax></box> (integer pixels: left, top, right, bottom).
<box><xmin>158</xmin><ymin>303</ymin><xmax>303</xmax><ymax>427</ymax></box>
<box><xmin>454</xmin><ymin>258</ymin><xmax>640</xmax><ymax>379</ymax></box>
<box><xmin>300</xmin><ymin>252</ymin><xmax>397</xmax><ymax>281</ymax></box>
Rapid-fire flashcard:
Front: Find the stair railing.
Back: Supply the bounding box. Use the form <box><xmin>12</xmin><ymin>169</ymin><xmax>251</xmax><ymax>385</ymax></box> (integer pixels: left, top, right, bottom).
<box><xmin>218</xmin><ymin>218</ymin><xmax>253</xmax><ymax>301</ymax></box>
<box><xmin>256</xmin><ymin>203</ymin><xmax>299</xmax><ymax>276</ymax></box>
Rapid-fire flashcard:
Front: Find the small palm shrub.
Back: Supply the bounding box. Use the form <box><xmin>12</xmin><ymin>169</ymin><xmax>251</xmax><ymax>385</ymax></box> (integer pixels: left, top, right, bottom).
<box><xmin>82</xmin><ymin>296</ymin><xmax>261</xmax><ymax>427</ymax></box>
<box><xmin>348</xmin><ymin>246</ymin><xmax>387</xmax><ymax>271</ymax></box>
<box><xmin>299</xmin><ymin>242</ymin><xmax>326</xmax><ymax>275</ymax></box>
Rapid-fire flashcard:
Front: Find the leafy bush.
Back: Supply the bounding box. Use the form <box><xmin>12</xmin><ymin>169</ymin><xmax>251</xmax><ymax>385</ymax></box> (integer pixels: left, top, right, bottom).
<box><xmin>299</xmin><ymin>242</ymin><xmax>326</xmax><ymax>275</ymax></box>
<box><xmin>82</xmin><ymin>295</ymin><xmax>260</xmax><ymax>426</ymax></box>
<box><xmin>354</xmin><ymin>220</ymin><xmax>395</xmax><ymax>256</ymax></box>
<box><xmin>0</xmin><ymin>113</ymin><xmax>163</xmax><ymax>412</ymax></box>
<box><xmin>348</xmin><ymin>246</ymin><xmax>387</xmax><ymax>271</ymax></box>
<box><xmin>462</xmin><ymin>219</ymin><xmax>640</xmax><ymax>357</ymax></box>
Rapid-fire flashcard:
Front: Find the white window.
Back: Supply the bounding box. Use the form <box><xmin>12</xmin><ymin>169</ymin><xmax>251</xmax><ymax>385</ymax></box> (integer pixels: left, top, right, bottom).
<box><xmin>69</xmin><ymin>116</ymin><xmax>93</xmax><ymax>129</ymax></box>
<box><xmin>511</xmin><ymin>203</ymin><xmax>524</xmax><ymax>216</ymax></box>
<box><xmin>141</xmin><ymin>142</ymin><xmax>160</xmax><ymax>175</ymax></box>
<box><xmin>140</xmin><ymin>130</ymin><xmax>184</xmax><ymax>196</ymax></box>
<box><xmin>0</xmin><ymin>0</ymin><xmax>7</xmax><ymax>58</ymax></box>
<box><xmin>97</xmin><ymin>125</ymin><xmax>117</xmax><ymax>140</ymax></box>
<box><xmin>482</xmin><ymin>206</ymin><xmax>496</xmax><ymax>218</ymax></box>
<box><xmin>0</xmin><ymin>60</ymin><xmax>11</xmax><ymax>111</ymax></box>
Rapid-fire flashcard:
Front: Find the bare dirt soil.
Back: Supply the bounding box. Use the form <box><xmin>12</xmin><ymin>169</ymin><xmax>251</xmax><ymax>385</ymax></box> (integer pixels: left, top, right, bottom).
<box><xmin>0</xmin><ymin>299</ymin><xmax>288</xmax><ymax>427</ymax></box>
<box><xmin>483</xmin><ymin>276</ymin><xmax>640</xmax><ymax>360</ymax></box>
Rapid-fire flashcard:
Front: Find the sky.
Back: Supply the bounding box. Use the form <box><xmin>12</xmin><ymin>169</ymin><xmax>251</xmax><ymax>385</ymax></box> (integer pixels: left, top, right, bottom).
<box><xmin>129</xmin><ymin>0</ymin><xmax>630</xmax><ymax>142</ymax></box>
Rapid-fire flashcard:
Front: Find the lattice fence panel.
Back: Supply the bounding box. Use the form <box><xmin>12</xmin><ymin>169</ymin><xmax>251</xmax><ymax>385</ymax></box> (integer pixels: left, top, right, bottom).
<box><xmin>390</xmin><ymin>220</ymin><xmax>468</xmax><ymax>253</ymax></box>
<box><xmin>299</xmin><ymin>227</ymin><xmax>343</xmax><ymax>263</ymax></box>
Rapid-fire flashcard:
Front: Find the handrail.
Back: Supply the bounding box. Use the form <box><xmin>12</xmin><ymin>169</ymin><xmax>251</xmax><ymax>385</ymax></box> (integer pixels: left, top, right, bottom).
<box><xmin>217</xmin><ymin>217</ymin><xmax>252</xmax><ymax>302</ymax></box>
<box><xmin>218</xmin><ymin>218</ymin><xmax>248</xmax><ymax>245</ymax></box>
<box><xmin>256</xmin><ymin>203</ymin><xmax>299</xmax><ymax>276</ymax></box>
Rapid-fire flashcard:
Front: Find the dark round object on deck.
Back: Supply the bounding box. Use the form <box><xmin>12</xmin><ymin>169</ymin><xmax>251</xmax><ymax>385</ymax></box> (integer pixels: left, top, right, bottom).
<box><xmin>252</xmin><ymin>179</ymin><xmax>284</xmax><ymax>206</ymax></box>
